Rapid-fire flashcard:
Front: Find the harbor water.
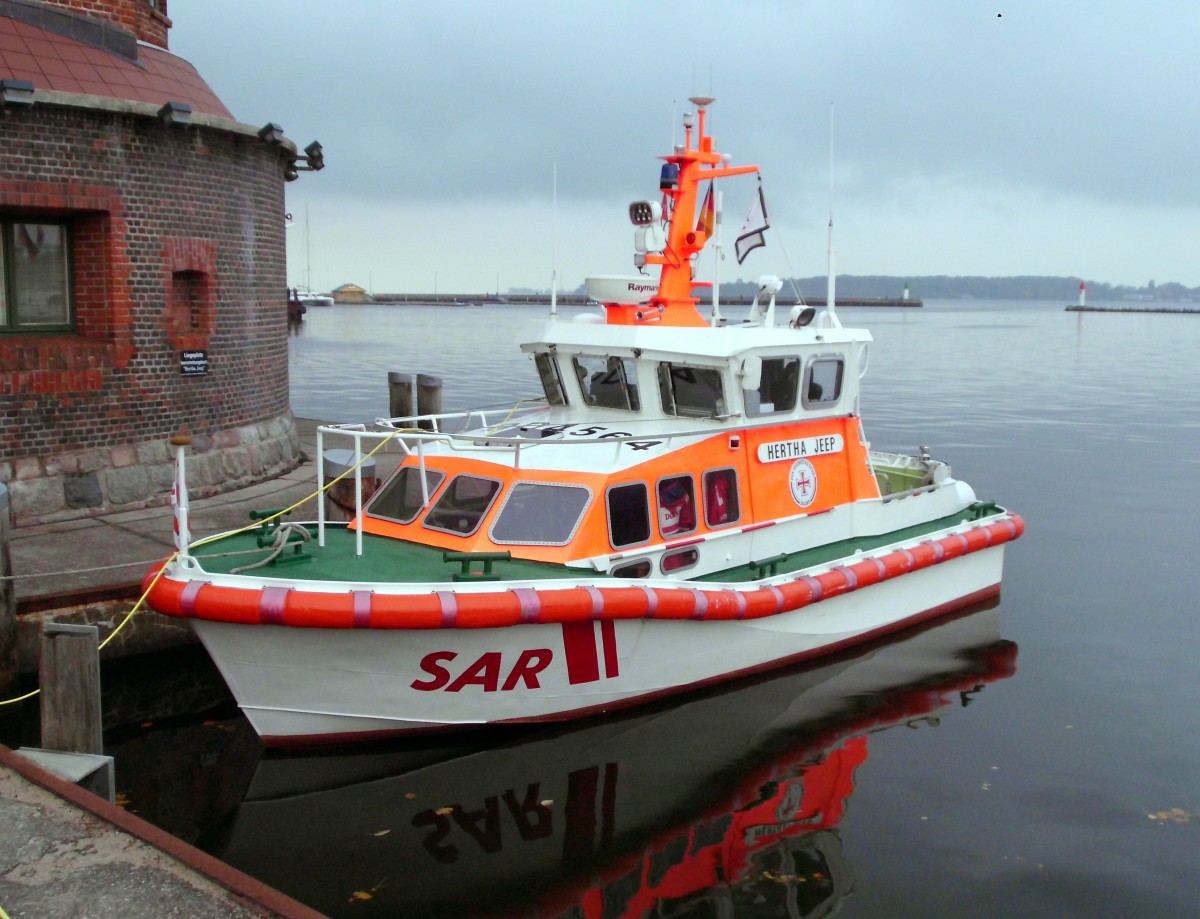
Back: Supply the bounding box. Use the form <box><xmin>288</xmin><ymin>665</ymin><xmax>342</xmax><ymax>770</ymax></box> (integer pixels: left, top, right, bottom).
<box><xmin>30</xmin><ymin>300</ymin><xmax>1200</xmax><ymax>917</ymax></box>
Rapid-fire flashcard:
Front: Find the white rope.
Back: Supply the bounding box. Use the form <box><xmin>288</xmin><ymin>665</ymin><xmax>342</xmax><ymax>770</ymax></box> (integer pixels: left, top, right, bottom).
<box><xmin>229</xmin><ymin>522</ymin><xmax>313</xmax><ymax>574</ymax></box>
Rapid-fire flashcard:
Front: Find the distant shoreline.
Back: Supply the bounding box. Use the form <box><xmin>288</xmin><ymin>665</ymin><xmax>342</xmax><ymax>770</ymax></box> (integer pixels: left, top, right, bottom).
<box><xmin>366</xmin><ymin>293</ymin><xmax>923</xmax><ymax>308</ymax></box>
<box><xmin>1066</xmin><ymin>305</ymin><xmax>1200</xmax><ymax>315</ymax></box>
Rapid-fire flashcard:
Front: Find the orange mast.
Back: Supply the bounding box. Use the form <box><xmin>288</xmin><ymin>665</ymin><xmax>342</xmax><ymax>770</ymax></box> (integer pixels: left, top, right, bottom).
<box><xmin>637</xmin><ymin>96</ymin><xmax>760</xmax><ymax>327</ymax></box>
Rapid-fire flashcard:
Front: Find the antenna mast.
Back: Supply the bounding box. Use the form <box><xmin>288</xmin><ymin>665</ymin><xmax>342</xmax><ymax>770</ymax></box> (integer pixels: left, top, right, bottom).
<box><xmin>550</xmin><ymin>162</ymin><xmax>558</xmax><ymax>317</ymax></box>
<box><xmin>826</xmin><ymin>103</ymin><xmax>837</xmax><ymax>322</ymax></box>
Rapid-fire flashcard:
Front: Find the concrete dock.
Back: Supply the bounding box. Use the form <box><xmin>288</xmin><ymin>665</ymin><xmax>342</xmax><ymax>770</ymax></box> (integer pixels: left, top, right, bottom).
<box><xmin>1</xmin><ymin>417</ymin><xmax>345</xmax><ymax>918</ymax></box>
<box><xmin>0</xmin><ymin>744</ymin><xmax>324</xmax><ymax>918</ymax></box>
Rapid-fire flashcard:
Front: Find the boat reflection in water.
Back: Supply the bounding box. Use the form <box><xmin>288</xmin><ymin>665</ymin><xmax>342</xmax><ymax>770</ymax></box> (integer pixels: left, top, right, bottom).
<box><xmin>205</xmin><ymin>602</ymin><xmax>1016</xmax><ymax>918</ymax></box>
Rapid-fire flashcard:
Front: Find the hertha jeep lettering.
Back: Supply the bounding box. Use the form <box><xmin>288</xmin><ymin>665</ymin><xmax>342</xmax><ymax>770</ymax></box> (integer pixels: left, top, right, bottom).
<box><xmin>411</xmin><ymin>648</ymin><xmax>554</xmax><ymax>692</ymax></box>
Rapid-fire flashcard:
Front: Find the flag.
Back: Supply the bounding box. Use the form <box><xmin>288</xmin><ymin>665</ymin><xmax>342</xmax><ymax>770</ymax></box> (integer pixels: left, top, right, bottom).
<box><xmin>735</xmin><ymin>186</ymin><xmax>769</xmax><ymax>264</ymax></box>
<box><xmin>696</xmin><ymin>184</ymin><xmax>715</xmax><ymax>237</ymax></box>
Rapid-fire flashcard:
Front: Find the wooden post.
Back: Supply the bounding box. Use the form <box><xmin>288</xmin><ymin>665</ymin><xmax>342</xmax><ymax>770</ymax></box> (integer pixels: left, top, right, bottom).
<box><xmin>0</xmin><ymin>483</ymin><xmax>15</xmax><ymax>693</ymax></box>
<box><xmin>417</xmin><ymin>373</ymin><xmax>443</xmax><ymax>431</ymax></box>
<box><xmin>39</xmin><ymin>622</ymin><xmax>103</xmax><ymax>755</ymax></box>
<box><xmin>387</xmin><ymin>371</ymin><xmax>414</xmax><ymax>420</ymax></box>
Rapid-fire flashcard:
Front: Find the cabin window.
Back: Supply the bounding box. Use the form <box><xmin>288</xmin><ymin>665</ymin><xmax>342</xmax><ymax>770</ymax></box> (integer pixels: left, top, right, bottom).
<box><xmin>366</xmin><ymin>466</ymin><xmax>445</xmax><ymax>524</ymax></box>
<box><xmin>746</xmin><ymin>356</ymin><xmax>800</xmax><ymax>416</ymax></box>
<box><xmin>656</xmin><ymin>474</ymin><xmax>697</xmax><ymax>537</ymax></box>
<box><xmin>423</xmin><ymin>474</ymin><xmax>502</xmax><ymax>536</ymax></box>
<box><xmin>534</xmin><ymin>352</ymin><xmax>568</xmax><ymax>406</ymax></box>
<box><xmin>607</xmin><ymin>482</ymin><xmax>651</xmax><ymax>548</ymax></box>
<box><xmin>611</xmin><ymin>558</ymin><xmax>652</xmax><ymax>579</ymax></box>
<box><xmin>703</xmin><ymin>468</ymin><xmax>741</xmax><ymax>528</ymax></box>
<box><xmin>573</xmin><ymin>355</ymin><xmax>640</xmax><ymax>410</ymax></box>
<box><xmin>804</xmin><ymin>357</ymin><xmax>845</xmax><ymax>407</ymax></box>
<box><xmin>490</xmin><ymin>482</ymin><xmax>591</xmax><ymax>545</ymax></box>
<box><xmin>661</xmin><ymin>547</ymin><xmax>699</xmax><ymax>574</ymax></box>
<box><xmin>658</xmin><ymin>363</ymin><xmax>725</xmax><ymax>417</ymax></box>
<box><xmin>0</xmin><ymin>221</ymin><xmax>72</xmax><ymax>332</ymax></box>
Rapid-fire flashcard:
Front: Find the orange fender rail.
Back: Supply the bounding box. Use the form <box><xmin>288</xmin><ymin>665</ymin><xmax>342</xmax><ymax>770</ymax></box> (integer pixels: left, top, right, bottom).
<box><xmin>143</xmin><ymin>514</ymin><xmax>1024</xmax><ymax>630</ymax></box>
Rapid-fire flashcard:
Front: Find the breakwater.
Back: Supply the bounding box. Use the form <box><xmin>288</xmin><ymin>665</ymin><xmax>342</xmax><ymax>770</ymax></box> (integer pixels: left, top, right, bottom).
<box><xmin>1067</xmin><ymin>304</ymin><xmax>1199</xmax><ymax>314</ymax></box>
<box><xmin>371</xmin><ymin>293</ymin><xmax>922</xmax><ymax>307</ymax></box>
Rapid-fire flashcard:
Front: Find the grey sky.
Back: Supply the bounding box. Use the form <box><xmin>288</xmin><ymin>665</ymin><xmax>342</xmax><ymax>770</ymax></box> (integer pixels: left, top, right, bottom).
<box><xmin>169</xmin><ymin>1</ymin><xmax>1200</xmax><ymax>293</ymax></box>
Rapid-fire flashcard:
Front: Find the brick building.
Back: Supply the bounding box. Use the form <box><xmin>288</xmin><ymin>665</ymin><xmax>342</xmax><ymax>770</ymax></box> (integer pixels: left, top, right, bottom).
<box><xmin>0</xmin><ymin>0</ymin><xmax>317</xmax><ymax>525</ymax></box>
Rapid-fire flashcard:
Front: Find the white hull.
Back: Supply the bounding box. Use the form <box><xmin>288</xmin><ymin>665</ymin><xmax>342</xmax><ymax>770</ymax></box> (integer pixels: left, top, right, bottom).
<box><xmin>191</xmin><ymin>542</ymin><xmax>1007</xmax><ymax>745</ymax></box>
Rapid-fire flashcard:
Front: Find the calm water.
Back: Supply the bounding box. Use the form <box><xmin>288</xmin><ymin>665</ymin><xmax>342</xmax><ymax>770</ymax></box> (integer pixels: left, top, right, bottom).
<box><xmin>43</xmin><ymin>301</ymin><xmax>1200</xmax><ymax>916</ymax></box>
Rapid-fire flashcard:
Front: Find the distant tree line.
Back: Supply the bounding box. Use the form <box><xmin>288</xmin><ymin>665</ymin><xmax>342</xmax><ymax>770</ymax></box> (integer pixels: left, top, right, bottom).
<box><xmin>707</xmin><ymin>276</ymin><xmax>1196</xmax><ymax>302</ymax></box>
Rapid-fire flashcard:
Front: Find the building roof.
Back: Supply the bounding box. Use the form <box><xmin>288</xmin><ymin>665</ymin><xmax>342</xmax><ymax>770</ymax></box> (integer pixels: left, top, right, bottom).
<box><xmin>0</xmin><ymin>16</ymin><xmax>232</xmax><ymax>118</ymax></box>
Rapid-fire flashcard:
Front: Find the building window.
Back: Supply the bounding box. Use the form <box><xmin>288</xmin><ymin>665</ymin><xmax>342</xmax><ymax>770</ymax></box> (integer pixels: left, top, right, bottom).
<box><xmin>0</xmin><ymin>221</ymin><xmax>72</xmax><ymax>332</ymax></box>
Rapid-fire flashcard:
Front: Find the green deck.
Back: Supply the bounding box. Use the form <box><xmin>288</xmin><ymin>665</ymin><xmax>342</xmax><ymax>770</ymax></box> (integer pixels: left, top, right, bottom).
<box><xmin>188</xmin><ymin>502</ymin><xmax>1000</xmax><ymax>585</ymax></box>
<box><xmin>190</xmin><ymin>523</ymin><xmax>582</xmax><ymax>583</ymax></box>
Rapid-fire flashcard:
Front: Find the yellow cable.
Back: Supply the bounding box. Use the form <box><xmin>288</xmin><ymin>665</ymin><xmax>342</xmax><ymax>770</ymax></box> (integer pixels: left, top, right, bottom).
<box><xmin>188</xmin><ymin>429</ymin><xmax>402</xmax><ymax>550</ymax></box>
<box><xmin>0</xmin><ymin>430</ymin><xmax>404</xmax><ymax>708</ymax></box>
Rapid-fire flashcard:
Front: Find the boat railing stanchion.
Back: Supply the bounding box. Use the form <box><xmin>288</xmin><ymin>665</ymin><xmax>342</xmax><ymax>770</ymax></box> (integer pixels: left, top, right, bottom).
<box><xmin>354</xmin><ymin>430</ymin><xmax>364</xmax><ymax>557</ymax></box>
<box><xmin>170</xmin><ymin>433</ymin><xmax>192</xmax><ymax>565</ymax></box>
<box><xmin>316</xmin><ymin>426</ymin><xmax>326</xmax><ymax>547</ymax></box>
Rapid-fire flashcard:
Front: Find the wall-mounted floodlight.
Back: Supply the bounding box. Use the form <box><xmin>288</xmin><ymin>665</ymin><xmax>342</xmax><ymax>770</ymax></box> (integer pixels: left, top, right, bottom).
<box><xmin>257</xmin><ymin>122</ymin><xmax>286</xmax><ymax>144</ymax></box>
<box><xmin>157</xmin><ymin>101</ymin><xmax>192</xmax><ymax>126</ymax></box>
<box><xmin>286</xmin><ymin>140</ymin><xmax>325</xmax><ymax>181</ymax></box>
<box><xmin>0</xmin><ymin>79</ymin><xmax>35</xmax><ymax>107</ymax></box>
<box><xmin>301</xmin><ymin>140</ymin><xmax>323</xmax><ymax>170</ymax></box>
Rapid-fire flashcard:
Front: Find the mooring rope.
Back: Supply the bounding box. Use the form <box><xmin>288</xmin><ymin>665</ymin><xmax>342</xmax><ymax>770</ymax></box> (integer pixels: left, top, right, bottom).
<box><xmin>230</xmin><ymin>522</ymin><xmax>312</xmax><ymax>574</ymax></box>
<box><xmin>0</xmin><ymin>431</ymin><xmax>402</xmax><ymax>708</ymax></box>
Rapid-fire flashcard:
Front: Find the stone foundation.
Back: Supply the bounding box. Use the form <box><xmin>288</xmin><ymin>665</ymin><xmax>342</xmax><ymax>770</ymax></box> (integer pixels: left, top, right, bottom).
<box><xmin>0</xmin><ymin>412</ymin><xmax>301</xmax><ymax>527</ymax></box>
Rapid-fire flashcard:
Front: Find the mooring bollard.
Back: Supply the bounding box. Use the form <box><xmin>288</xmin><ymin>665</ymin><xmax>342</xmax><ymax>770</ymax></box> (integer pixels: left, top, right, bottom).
<box><xmin>40</xmin><ymin>622</ymin><xmax>104</xmax><ymax>756</ymax></box>
<box><xmin>387</xmin><ymin>371</ymin><xmax>414</xmax><ymax>420</ymax></box>
<box><xmin>0</xmin><ymin>483</ymin><xmax>15</xmax><ymax>693</ymax></box>
<box><xmin>417</xmin><ymin>373</ymin><xmax>443</xmax><ymax>430</ymax></box>
<box><xmin>322</xmin><ymin>449</ymin><xmax>378</xmax><ymax>522</ymax></box>
<box><xmin>21</xmin><ymin>620</ymin><xmax>115</xmax><ymax>801</ymax></box>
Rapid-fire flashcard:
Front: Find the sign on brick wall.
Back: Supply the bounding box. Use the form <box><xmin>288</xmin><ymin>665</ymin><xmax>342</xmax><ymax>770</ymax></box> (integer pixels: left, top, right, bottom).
<box><xmin>180</xmin><ymin>350</ymin><xmax>209</xmax><ymax>376</ymax></box>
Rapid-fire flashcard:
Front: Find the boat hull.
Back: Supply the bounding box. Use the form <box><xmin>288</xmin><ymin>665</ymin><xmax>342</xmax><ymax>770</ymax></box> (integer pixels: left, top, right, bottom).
<box><xmin>188</xmin><ymin>541</ymin><xmax>1009</xmax><ymax>746</ymax></box>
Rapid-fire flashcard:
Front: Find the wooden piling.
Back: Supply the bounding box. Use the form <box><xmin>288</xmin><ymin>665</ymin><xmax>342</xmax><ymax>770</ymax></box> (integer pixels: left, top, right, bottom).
<box><xmin>39</xmin><ymin>622</ymin><xmax>103</xmax><ymax>755</ymax></box>
<box><xmin>387</xmin><ymin>371</ymin><xmax>414</xmax><ymax>419</ymax></box>
<box><xmin>417</xmin><ymin>373</ymin><xmax>443</xmax><ymax>430</ymax></box>
<box><xmin>0</xmin><ymin>483</ymin><xmax>15</xmax><ymax>693</ymax></box>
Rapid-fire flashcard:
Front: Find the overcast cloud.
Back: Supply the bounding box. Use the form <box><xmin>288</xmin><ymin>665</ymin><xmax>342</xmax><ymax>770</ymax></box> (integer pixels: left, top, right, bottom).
<box><xmin>169</xmin><ymin>1</ymin><xmax>1200</xmax><ymax>293</ymax></box>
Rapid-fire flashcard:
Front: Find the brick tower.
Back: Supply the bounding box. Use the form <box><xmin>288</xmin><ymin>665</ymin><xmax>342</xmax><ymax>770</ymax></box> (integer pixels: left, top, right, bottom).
<box><xmin>0</xmin><ymin>0</ymin><xmax>317</xmax><ymax>525</ymax></box>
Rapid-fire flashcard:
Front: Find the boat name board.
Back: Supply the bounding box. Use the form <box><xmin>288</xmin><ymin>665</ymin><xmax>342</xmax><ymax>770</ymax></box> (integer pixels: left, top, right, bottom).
<box><xmin>757</xmin><ymin>434</ymin><xmax>844</xmax><ymax>464</ymax></box>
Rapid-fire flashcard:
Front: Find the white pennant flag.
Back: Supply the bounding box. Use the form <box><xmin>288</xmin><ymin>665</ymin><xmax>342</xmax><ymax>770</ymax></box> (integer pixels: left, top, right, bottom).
<box><xmin>735</xmin><ymin>186</ymin><xmax>770</xmax><ymax>264</ymax></box>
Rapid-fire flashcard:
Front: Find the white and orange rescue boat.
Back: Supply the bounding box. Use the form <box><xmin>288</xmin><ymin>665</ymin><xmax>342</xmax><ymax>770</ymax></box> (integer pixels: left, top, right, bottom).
<box><xmin>145</xmin><ymin>97</ymin><xmax>1023</xmax><ymax>747</ymax></box>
